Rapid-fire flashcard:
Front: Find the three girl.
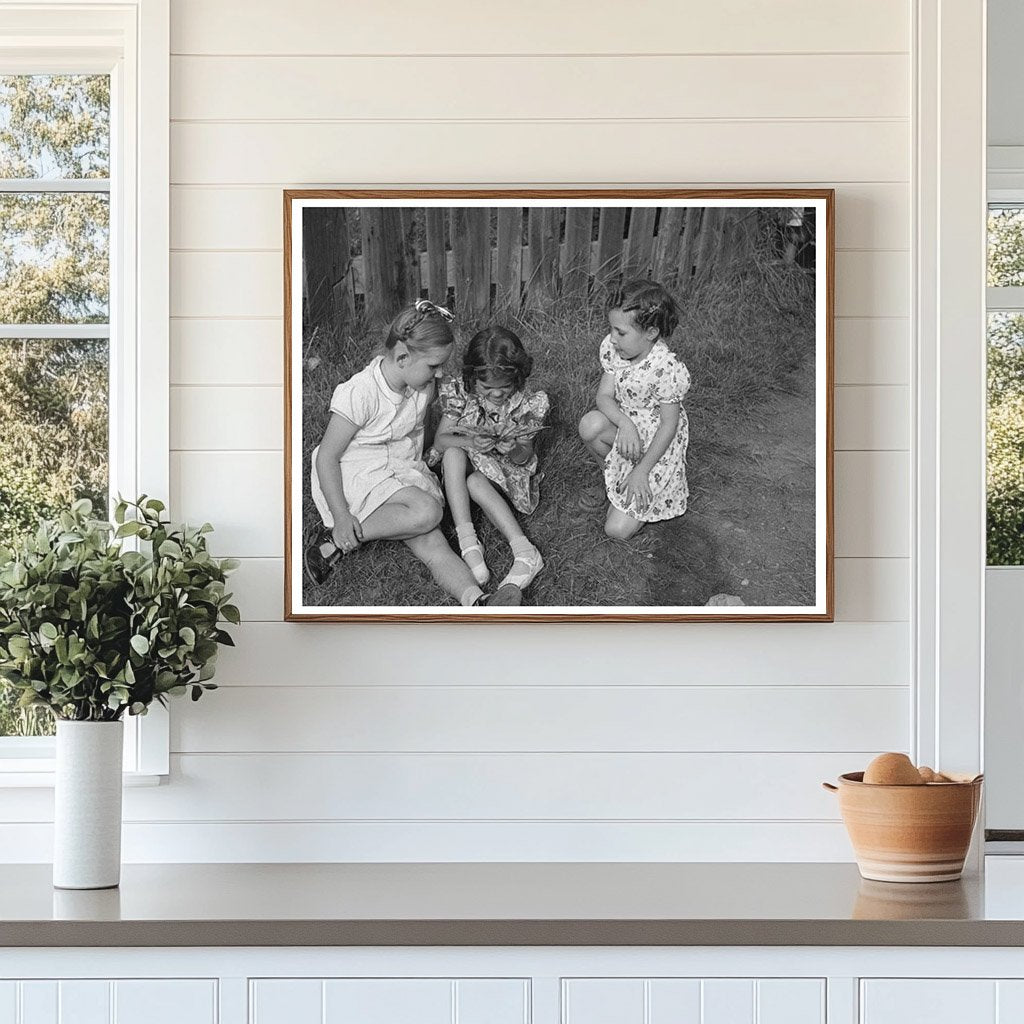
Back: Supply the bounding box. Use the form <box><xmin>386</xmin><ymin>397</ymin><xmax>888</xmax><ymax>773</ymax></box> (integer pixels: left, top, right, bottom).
<box><xmin>307</xmin><ymin>275</ymin><xmax>690</xmax><ymax>607</ymax></box>
<box><xmin>578</xmin><ymin>279</ymin><xmax>691</xmax><ymax>539</ymax></box>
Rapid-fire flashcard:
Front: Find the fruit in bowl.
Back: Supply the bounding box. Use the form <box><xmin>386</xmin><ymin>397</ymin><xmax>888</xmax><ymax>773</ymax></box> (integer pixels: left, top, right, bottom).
<box><xmin>823</xmin><ymin>753</ymin><xmax>983</xmax><ymax>883</ymax></box>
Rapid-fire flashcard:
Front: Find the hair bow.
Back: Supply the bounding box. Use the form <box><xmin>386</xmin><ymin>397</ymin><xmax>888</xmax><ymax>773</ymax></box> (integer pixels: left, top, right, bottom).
<box><xmin>414</xmin><ymin>298</ymin><xmax>455</xmax><ymax>322</ymax></box>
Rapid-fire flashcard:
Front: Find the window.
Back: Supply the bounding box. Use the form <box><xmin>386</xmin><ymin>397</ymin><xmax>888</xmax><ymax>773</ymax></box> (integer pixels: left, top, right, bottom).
<box><xmin>0</xmin><ymin>2</ymin><xmax>169</xmax><ymax>778</ymax></box>
<box><xmin>0</xmin><ymin>73</ymin><xmax>111</xmax><ymax>739</ymax></box>
<box><xmin>987</xmin><ymin>205</ymin><xmax>1024</xmax><ymax>565</ymax></box>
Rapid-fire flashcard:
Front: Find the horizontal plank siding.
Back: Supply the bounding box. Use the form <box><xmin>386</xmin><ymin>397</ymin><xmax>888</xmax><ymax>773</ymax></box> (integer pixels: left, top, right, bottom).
<box><xmin>170</xmin><ymin>121</ymin><xmax>909</xmax><ymax>185</ymax></box>
<box><xmin>118</xmin><ymin>752</ymin><xmax>879</xmax><ymax>821</ymax></box>
<box><xmin>171</xmin><ymin>55</ymin><xmax>909</xmax><ymax>122</ymax></box>
<box><xmin>0</xmin><ymin>821</ymin><xmax>856</xmax><ymax>863</ymax></box>
<box><xmin>207</xmin><ymin>622</ymin><xmax>910</xmax><ymax>688</ymax></box>
<box><xmin>170</xmin><ymin>0</ymin><xmax>910</xmax><ymax>55</ymax></box>
<box><xmin>171</xmin><ymin>685</ymin><xmax>910</xmax><ymax>753</ymax></box>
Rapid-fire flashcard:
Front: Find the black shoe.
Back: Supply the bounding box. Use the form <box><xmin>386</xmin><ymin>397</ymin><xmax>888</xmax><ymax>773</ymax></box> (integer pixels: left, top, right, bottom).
<box><xmin>304</xmin><ymin>531</ymin><xmax>340</xmax><ymax>585</ymax></box>
<box><xmin>483</xmin><ymin>582</ymin><xmax>523</xmax><ymax>607</ymax></box>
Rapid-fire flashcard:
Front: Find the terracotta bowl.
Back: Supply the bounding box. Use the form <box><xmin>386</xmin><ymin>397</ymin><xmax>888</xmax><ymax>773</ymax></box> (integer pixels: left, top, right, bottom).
<box><xmin>823</xmin><ymin>772</ymin><xmax>983</xmax><ymax>883</ymax></box>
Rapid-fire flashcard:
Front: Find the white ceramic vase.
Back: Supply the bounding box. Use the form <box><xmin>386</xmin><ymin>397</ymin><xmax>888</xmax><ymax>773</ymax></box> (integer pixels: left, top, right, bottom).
<box><xmin>53</xmin><ymin>719</ymin><xmax>124</xmax><ymax>889</ymax></box>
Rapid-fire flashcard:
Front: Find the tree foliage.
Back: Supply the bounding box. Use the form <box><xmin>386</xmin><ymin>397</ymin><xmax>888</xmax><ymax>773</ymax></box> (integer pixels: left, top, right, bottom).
<box><xmin>989</xmin><ymin>209</ymin><xmax>1024</xmax><ymax>288</ymax></box>
<box><xmin>987</xmin><ymin>208</ymin><xmax>1024</xmax><ymax>564</ymax></box>
<box><xmin>988</xmin><ymin>309</ymin><xmax>1024</xmax><ymax>565</ymax></box>
<box><xmin>0</xmin><ymin>76</ymin><xmax>110</xmax><ymax>733</ymax></box>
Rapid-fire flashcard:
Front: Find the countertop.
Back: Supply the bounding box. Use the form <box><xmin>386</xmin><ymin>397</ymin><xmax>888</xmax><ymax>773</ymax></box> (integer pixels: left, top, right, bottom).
<box><xmin>4</xmin><ymin>861</ymin><xmax>1024</xmax><ymax>947</ymax></box>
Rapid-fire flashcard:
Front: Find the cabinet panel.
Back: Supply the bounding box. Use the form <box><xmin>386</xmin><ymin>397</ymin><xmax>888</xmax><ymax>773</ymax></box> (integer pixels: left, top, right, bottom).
<box><xmin>563</xmin><ymin>980</ymin><xmax>645</xmax><ymax>1024</ymax></box>
<box><xmin>114</xmin><ymin>981</ymin><xmax>217</xmax><ymax>1024</ymax></box>
<box><xmin>757</xmin><ymin>980</ymin><xmax>825</xmax><ymax>1024</ymax></box>
<box><xmin>19</xmin><ymin>983</ymin><xmax>56</xmax><ymax>1024</ymax></box>
<box><xmin>998</xmin><ymin>981</ymin><xmax>1024</xmax><ymax>1023</ymax></box>
<box><xmin>251</xmin><ymin>979</ymin><xmax>528</xmax><ymax>1024</ymax></box>
<box><xmin>564</xmin><ymin>979</ymin><xmax>825</xmax><ymax>1024</ymax></box>
<box><xmin>323</xmin><ymin>980</ymin><xmax>450</xmax><ymax>1024</ymax></box>
<box><xmin>861</xmin><ymin>981</ymin><xmax>996</xmax><ymax>1024</ymax></box>
<box><xmin>702</xmin><ymin>980</ymin><xmax>754</xmax><ymax>1024</ymax></box>
<box><xmin>0</xmin><ymin>983</ymin><xmax>15</xmax><ymax>1024</ymax></box>
<box><xmin>648</xmin><ymin>980</ymin><xmax>701</xmax><ymax>1023</ymax></box>
<box><xmin>58</xmin><ymin>982</ymin><xmax>110</xmax><ymax>1024</ymax></box>
<box><xmin>250</xmin><ymin>980</ymin><xmax>322</xmax><ymax>1024</ymax></box>
<box><xmin>455</xmin><ymin>980</ymin><xmax>529</xmax><ymax>1024</ymax></box>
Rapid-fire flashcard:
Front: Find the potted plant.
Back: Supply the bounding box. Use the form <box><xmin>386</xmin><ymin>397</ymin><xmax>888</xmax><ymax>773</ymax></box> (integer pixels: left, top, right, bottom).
<box><xmin>0</xmin><ymin>497</ymin><xmax>239</xmax><ymax>889</ymax></box>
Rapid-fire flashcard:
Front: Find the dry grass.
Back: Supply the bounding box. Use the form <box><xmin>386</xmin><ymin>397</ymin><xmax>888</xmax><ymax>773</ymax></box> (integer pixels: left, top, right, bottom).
<box><xmin>300</xmin><ymin>254</ymin><xmax>817</xmax><ymax>609</ymax></box>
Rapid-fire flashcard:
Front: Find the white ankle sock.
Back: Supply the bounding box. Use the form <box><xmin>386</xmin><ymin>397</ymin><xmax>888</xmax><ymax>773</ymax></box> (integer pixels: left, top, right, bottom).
<box><xmin>456</xmin><ymin>523</ymin><xmax>490</xmax><ymax>585</ymax></box>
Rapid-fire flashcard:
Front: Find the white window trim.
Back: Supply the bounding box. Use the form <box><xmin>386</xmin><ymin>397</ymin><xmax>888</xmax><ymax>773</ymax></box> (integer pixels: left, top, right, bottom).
<box><xmin>913</xmin><ymin>0</ymin><xmax>986</xmax><ymax>814</ymax></box>
<box><xmin>0</xmin><ymin>0</ymin><xmax>169</xmax><ymax>783</ymax></box>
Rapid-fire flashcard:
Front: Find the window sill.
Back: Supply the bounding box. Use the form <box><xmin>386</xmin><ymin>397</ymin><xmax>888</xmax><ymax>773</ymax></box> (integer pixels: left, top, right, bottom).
<box><xmin>0</xmin><ymin>767</ymin><xmax>165</xmax><ymax>788</ymax></box>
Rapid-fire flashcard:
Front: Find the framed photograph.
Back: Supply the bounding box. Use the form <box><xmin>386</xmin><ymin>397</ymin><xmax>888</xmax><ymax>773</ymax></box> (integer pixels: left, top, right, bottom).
<box><xmin>284</xmin><ymin>189</ymin><xmax>833</xmax><ymax>622</ymax></box>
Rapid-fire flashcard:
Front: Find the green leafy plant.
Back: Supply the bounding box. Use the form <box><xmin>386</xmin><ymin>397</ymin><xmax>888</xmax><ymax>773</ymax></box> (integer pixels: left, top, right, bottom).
<box><xmin>0</xmin><ymin>496</ymin><xmax>239</xmax><ymax>722</ymax></box>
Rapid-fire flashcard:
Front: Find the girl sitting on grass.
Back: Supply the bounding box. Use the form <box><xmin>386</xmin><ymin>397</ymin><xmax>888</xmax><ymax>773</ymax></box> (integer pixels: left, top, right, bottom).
<box><xmin>430</xmin><ymin>325</ymin><xmax>549</xmax><ymax>595</ymax></box>
<box><xmin>306</xmin><ymin>299</ymin><xmax>521</xmax><ymax>607</ymax></box>
<box><xmin>578</xmin><ymin>279</ymin><xmax>691</xmax><ymax>539</ymax></box>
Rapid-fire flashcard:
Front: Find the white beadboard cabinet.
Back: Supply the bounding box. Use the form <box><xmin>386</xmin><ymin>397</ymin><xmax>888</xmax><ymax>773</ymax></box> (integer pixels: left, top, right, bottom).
<box><xmin>860</xmin><ymin>980</ymin><xmax>1024</xmax><ymax>1024</ymax></box>
<box><xmin>5</xmin><ymin>949</ymin><xmax>1024</xmax><ymax>1024</ymax></box>
<box><xmin>0</xmin><ymin>979</ymin><xmax>218</xmax><ymax>1024</ymax></box>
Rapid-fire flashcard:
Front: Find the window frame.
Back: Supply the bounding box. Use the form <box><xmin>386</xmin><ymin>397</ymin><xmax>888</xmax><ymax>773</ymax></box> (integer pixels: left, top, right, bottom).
<box><xmin>0</xmin><ymin>0</ymin><xmax>169</xmax><ymax>783</ymax></box>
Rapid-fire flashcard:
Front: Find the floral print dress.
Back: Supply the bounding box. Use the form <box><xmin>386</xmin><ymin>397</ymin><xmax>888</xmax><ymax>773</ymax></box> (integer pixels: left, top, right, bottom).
<box><xmin>436</xmin><ymin>377</ymin><xmax>550</xmax><ymax>514</ymax></box>
<box><xmin>599</xmin><ymin>334</ymin><xmax>691</xmax><ymax>523</ymax></box>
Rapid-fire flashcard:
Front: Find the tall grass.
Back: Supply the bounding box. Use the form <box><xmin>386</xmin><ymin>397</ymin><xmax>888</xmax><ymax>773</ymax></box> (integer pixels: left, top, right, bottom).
<box><xmin>300</xmin><ymin>250</ymin><xmax>816</xmax><ymax>608</ymax></box>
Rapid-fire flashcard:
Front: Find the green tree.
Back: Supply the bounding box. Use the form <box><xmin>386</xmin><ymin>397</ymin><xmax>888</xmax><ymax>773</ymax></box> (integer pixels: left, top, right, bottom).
<box><xmin>0</xmin><ymin>75</ymin><xmax>110</xmax><ymax>735</ymax></box>
<box><xmin>989</xmin><ymin>209</ymin><xmax>1024</xmax><ymax>288</ymax></box>
<box><xmin>987</xmin><ymin>210</ymin><xmax>1024</xmax><ymax>564</ymax></box>
<box><xmin>988</xmin><ymin>394</ymin><xmax>1024</xmax><ymax>565</ymax></box>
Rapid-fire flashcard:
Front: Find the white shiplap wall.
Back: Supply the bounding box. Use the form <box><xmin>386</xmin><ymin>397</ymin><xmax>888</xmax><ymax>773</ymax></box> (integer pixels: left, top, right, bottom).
<box><xmin>7</xmin><ymin>0</ymin><xmax>917</xmax><ymax>862</ymax></box>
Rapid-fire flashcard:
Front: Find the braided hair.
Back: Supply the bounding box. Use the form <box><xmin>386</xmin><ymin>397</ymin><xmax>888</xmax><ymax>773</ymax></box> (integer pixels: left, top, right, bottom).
<box><xmin>606</xmin><ymin>279</ymin><xmax>680</xmax><ymax>339</ymax></box>
<box><xmin>461</xmin><ymin>325</ymin><xmax>533</xmax><ymax>393</ymax></box>
<box><xmin>384</xmin><ymin>299</ymin><xmax>456</xmax><ymax>353</ymax></box>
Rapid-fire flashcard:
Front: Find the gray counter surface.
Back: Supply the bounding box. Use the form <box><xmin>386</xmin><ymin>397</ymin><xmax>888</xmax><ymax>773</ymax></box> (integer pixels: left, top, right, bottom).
<box><xmin>0</xmin><ymin>861</ymin><xmax>1019</xmax><ymax>947</ymax></box>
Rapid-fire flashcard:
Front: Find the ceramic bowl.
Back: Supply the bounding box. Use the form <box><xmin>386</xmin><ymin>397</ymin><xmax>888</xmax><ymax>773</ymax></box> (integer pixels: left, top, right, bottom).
<box><xmin>823</xmin><ymin>771</ymin><xmax>983</xmax><ymax>883</ymax></box>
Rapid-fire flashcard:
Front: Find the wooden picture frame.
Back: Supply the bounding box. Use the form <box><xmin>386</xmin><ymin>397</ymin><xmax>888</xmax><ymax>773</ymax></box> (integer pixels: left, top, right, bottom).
<box><xmin>284</xmin><ymin>189</ymin><xmax>834</xmax><ymax>622</ymax></box>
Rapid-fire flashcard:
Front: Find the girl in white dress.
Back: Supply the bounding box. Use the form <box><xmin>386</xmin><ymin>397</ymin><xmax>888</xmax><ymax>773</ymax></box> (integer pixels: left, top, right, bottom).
<box><xmin>307</xmin><ymin>299</ymin><xmax>521</xmax><ymax>607</ymax></box>
<box><xmin>577</xmin><ymin>279</ymin><xmax>691</xmax><ymax>540</ymax></box>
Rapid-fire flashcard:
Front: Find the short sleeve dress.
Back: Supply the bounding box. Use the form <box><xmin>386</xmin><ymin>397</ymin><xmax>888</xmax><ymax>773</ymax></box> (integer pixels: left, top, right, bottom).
<box><xmin>437</xmin><ymin>377</ymin><xmax>550</xmax><ymax>514</ymax></box>
<box><xmin>310</xmin><ymin>356</ymin><xmax>443</xmax><ymax>528</ymax></box>
<box><xmin>599</xmin><ymin>334</ymin><xmax>690</xmax><ymax>523</ymax></box>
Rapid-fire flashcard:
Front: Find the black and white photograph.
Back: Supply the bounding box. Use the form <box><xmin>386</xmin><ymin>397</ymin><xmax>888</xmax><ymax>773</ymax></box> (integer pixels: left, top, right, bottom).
<box><xmin>285</xmin><ymin>190</ymin><xmax>833</xmax><ymax>621</ymax></box>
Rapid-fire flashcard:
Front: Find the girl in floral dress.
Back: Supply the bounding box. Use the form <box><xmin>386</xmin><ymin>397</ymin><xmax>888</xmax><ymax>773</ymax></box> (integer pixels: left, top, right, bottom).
<box><xmin>577</xmin><ymin>279</ymin><xmax>690</xmax><ymax>540</ymax></box>
<box><xmin>431</xmin><ymin>326</ymin><xmax>549</xmax><ymax>594</ymax></box>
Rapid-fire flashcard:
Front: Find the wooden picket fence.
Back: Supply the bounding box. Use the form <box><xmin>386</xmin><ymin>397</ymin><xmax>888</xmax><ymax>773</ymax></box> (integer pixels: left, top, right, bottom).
<box><xmin>302</xmin><ymin>206</ymin><xmax>761</xmax><ymax>328</ymax></box>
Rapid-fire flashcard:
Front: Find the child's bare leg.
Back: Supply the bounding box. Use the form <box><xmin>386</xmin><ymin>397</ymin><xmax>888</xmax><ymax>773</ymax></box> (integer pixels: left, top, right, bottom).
<box><xmin>578</xmin><ymin>409</ymin><xmax>617</xmax><ymax>465</ymax></box>
<box><xmin>577</xmin><ymin>410</ymin><xmax>615</xmax><ymax>512</ymax></box>
<box><xmin>359</xmin><ymin>486</ymin><xmax>442</xmax><ymax>542</ymax></box>
<box><xmin>442</xmin><ymin>448</ymin><xmax>490</xmax><ymax>585</ymax></box>
<box><xmin>466</xmin><ymin>472</ymin><xmax>525</xmax><ymax>543</ymax></box>
<box><xmin>441</xmin><ymin>447</ymin><xmax>473</xmax><ymax>525</ymax></box>
<box><xmin>404</xmin><ymin>528</ymin><xmax>484</xmax><ymax>606</ymax></box>
<box><xmin>605</xmin><ymin>506</ymin><xmax>645</xmax><ymax>541</ymax></box>
<box><xmin>467</xmin><ymin>472</ymin><xmax>544</xmax><ymax>591</ymax></box>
